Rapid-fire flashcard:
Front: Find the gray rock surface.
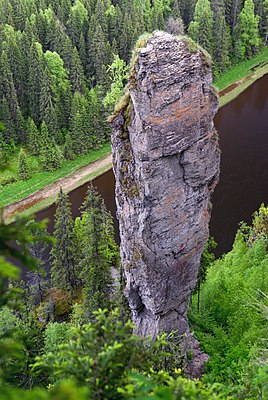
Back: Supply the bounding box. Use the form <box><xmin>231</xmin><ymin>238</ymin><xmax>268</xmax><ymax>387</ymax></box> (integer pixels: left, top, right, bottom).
<box><xmin>111</xmin><ymin>32</ymin><xmax>220</xmax><ymax>345</ymax></box>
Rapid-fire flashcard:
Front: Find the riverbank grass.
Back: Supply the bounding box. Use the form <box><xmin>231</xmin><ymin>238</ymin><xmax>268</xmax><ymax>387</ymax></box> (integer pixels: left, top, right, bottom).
<box><xmin>4</xmin><ymin>161</ymin><xmax>112</xmax><ymax>224</ymax></box>
<box><xmin>214</xmin><ymin>47</ymin><xmax>268</xmax><ymax>91</ymax></box>
<box><xmin>0</xmin><ymin>142</ymin><xmax>111</xmax><ymax>208</ymax></box>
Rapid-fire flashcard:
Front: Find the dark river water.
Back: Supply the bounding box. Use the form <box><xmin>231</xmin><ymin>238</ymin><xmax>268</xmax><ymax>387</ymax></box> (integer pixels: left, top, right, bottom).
<box><xmin>36</xmin><ymin>74</ymin><xmax>268</xmax><ymax>258</ymax></box>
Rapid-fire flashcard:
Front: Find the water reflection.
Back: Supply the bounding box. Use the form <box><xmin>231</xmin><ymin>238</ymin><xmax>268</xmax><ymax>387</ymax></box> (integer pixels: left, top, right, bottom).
<box><xmin>36</xmin><ymin>74</ymin><xmax>268</xmax><ymax>258</ymax></box>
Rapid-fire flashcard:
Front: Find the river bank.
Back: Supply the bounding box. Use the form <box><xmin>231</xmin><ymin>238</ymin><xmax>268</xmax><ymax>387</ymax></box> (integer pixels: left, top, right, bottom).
<box><xmin>2</xmin><ymin>50</ymin><xmax>268</xmax><ymax>222</ymax></box>
<box><xmin>215</xmin><ymin>47</ymin><xmax>268</xmax><ymax>107</ymax></box>
<box><xmin>3</xmin><ymin>154</ymin><xmax>112</xmax><ymax>222</ymax></box>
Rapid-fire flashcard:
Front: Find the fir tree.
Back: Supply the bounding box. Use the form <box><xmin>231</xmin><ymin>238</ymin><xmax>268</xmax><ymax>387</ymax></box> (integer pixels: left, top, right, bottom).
<box><xmin>28</xmin><ymin>41</ymin><xmax>45</xmax><ymax>125</ymax></box>
<box><xmin>69</xmin><ymin>92</ymin><xmax>92</xmax><ymax>154</ymax></box>
<box><xmin>188</xmin><ymin>0</ymin><xmax>214</xmax><ymax>54</ymax></box>
<box><xmin>0</xmin><ymin>51</ymin><xmax>25</xmax><ymax>143</ymax></box>
<box><xmin>39</xmin><ymin>66</ymin><xmax>54</xmax><ymax>126</ymax></box>
<box><xmin>0</xmin><ymin>97</ymin><xmax>17</xmax><ymax>144</ymax></box>
<box><xmin>39</xmin><ymin>122</ymin><xmax>63</xmax><ymax>171</ymax></box>
<box><xmin>69</xmin><ymin>46</ymin><xmax>86</xmax><ymax>94</ymax></box>
<box><xmin>50</xmin><ymin>189</ymin><xmax>79</xmax><ymax>291</ymax></box>
<box><xmin>27</xmin><ymin>118</ymin><xmax>40</xmax><ymax>155</ymax></box>
<box><xmin>18</xmin><ymin>149</ymin><xmax>30</xmax><ymax>180</ymax></box>
<box><xmin>63</xmin><ymin>132</ymin><xmax>75</xmax><ymax>160</ymax></box>
<box><xmin>74</xmin><ymin>183</ymin><xmax>119</xmax><ymax>313</ymax></box>
<box><xmin>213</xmin><ymin>8</ymin><xmax>231</xmax><ymax>75</ymax></box>
<box><xmin>234</xmin><ymin>0</ymin><xmax>261</xmax><ymax>59</ymax></box>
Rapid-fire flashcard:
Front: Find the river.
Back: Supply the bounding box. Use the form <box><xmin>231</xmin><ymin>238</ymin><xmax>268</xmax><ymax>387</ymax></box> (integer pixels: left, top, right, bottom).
<box><xmin>36</xmin><ymin>74</ymin><xmax>268</xmax><ymax>257</ymax></box>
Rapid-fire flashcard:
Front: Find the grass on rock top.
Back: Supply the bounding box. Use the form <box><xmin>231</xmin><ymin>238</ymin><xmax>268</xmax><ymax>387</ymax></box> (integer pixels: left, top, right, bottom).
<box><xmin>0</xmin><ymin>142</ymin><xmax>111</xmax><ymax>208</ymax></box>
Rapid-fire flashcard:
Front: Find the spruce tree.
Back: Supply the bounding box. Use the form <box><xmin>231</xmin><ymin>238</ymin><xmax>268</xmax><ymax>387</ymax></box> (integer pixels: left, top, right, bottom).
<box><xmin>0</xmin><ymin>97</ymin><xmax>17</xmax><ymax>144</ymax></box>
<box><xmin>69</xmin><ymin>92</ymin><xmax>92</xmax><ymax>154</ymax></box>
<box><xmin>39</xmin><ymin>122</ymin><xmax>63</xmax><ymax>171</ymax></box>
<box><xmin>213</xmin><ymin>8</ymin><xmax>231</xmax><ymax>75</ymax></box>
<box><xmin>0</xmin><ymin>50</ymin><xmax>25</xmax><ymax>143</ymax></box>
<box><xmin>63</xmin><ymin>133</ymin><xmax>75</xmax><ymax>160</ymax></box>
<box><xmin>28</xmin><ymin>41</ymin><xmax>45</xmax><ymax>125</ymax></box>
<box><xmin>188</xmin><ymin>0</ymin><xmax>214</xmax><ymax>54</ymax></box>
<box><xmin>18</xmin><ymin>148</ymin><xmax>30</xmax><ymax>180</ymax></box>
<box><xmin>234</xmin><ymin>0</ymin><xmax>261</xmax><ymax>60</ymax></box>
<box><xmin>39</xmin><ymin>66</ymin><xmax>54</xmax><ymax>126</ymax></box>
<box><xmin>27</xmin><ymin>118</ymin><xmax>41</xmax><ymax>155</ymax></box>
<box><xmin>69</xmin><ymin>46</ymin><xmax>86</xmax><ymax>94</ymax></box>
<box><xmin>74</xmin><ymin>183</ymin><xmax>119</xmax><ymax>313</ymax></box>
<box><xmin>50</xmin><ymin>189</ymin><xmax>79</xmax><ymax>291</ymax></box>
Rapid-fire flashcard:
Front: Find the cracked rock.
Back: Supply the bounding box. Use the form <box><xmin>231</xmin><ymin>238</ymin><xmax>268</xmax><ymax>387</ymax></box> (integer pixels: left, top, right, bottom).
<box><xmin>110</xmin><ymin>32</ymin><xmax>220</xmax><ymax>353</ymax></box>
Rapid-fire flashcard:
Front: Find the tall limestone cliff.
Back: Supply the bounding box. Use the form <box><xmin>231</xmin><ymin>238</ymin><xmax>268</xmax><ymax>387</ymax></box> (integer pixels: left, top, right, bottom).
<box><xmin>110</xmin><ymin>32</ymin><xmax>220</xmax><ymax>345</ymax></box>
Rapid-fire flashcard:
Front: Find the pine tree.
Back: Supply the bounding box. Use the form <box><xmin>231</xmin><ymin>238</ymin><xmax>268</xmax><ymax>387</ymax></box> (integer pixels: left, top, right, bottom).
<box><xmin>27</xmin><ymin>118</ymin><xmax>41</xmax><ymax>155</ymax></box>
<box><xmin>188</xmin><ymin>0</ymin><xmax>214</xmax><ymax>54</ymax></box>
<box><xmin>18</xmin><ymin>149</ymin><xmax>30</xmax><ymax>180</ymax></box>
<box><xmin>234</xmin><ymin>0</ymin><xmax>261</xmax><ymax>60</ymax></box>
<box><xmin>74</xmin><ymin>183</ymin><xmax>119</xmax><ymax>313</ymax></box>
<box><xmin>69</xmin><ymin>46</ymin><xmax>86</xmax><ymax>94</ymax></box>
<box><xmin>39</xmin><ymin>66</ymin><xmax>54</xmax><ymax>126</ymax></box>
<box><xmin>25</xmin><ymin>221</ymin><xmax>49</xmax><ymax>307</ymax></box>
<box><xmin>69</xmin><ymin>92</ymin><xmax>92</xmax><ymax>154</ymax></box>
<box><xmin>0</xmin><ymin>50</ymin><xmax>25</xmax><ymax>143</ymax></box>
<box><xmin>213</xmin><ymin>8</ymin><xmax>231</xmax><ymax>75</ymax></box>
<box><xmin>225</xmin><ymin>0</ymin><xmax>243</xmax><ymax>32</ymax></box>
<box><xmin>39</xmin><ymin>122</ymin><xmax>63</xmax><ymax>171</ymax></box>
<box><xmin>28</xmin><ymin>41</ymin><xmax>45</xmax><ymax>125</ymax></box>
<box><xmin>50</xmin><ymin>189</ymin><xmax>79</xmax><ymax>291</ymax></box>
<box><xmin>0</xmin><ymin>97</ymin><xmax>17</xmax><ymax>144</ymax></box>
<box><xmin>63</xmin><ymin>133</ymin><xmax>75</xmax><ymax>160</ymax></box>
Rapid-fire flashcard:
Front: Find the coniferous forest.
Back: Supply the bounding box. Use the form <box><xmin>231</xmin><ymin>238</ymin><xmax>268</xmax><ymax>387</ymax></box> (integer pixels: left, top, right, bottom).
<box><xmin>0</xmin><ymin>0</ymin><xmax>268</xmax><ymax>399</ymax></box>
<box><xmin>0</xmin><ymin>0</ymin><xmax>267</xmax><ymax>184</ymax></box>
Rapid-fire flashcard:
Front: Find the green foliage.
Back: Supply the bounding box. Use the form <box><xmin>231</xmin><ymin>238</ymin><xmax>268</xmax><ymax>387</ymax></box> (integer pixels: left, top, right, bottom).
<box><xmin>50</xmin><ymin>189</ymin><xmax>79</xmax><ymax>291</ymax></box>
<box><xmin>18</xmin><ymin>149</ymin><xmax>30</xmax><ymax>180</ymax></box>
<box><xmin>0</xmin><ymin>380</ymin><xmax>89</xmax><ymax>399</ymax></box>
<box><xmin>103</xmin><ymin>54</ymin><xmax>129</xmax><ymax>113</ymax></box>
<box><xmin>0</xmin><ymin>142</ymin><xmax>111</xmax><ymax>209</ymax></box>
<box><xmin>234</xmin><ymin>0</ymin><xmax>261</xmax><ymax>60</ymax></box>
<box><xmin>214</xmin><ymin>46</ymin><xmax>268</xmax><ymax>91</ymax></box>
<box><xmin>190</xmin><ymin>206</ymin><xmax>268</xmax><ymax>392</ymax></box>
<box><xmin>0</xmin><ymin>0</ymin><xmax>267</xmax><ymax>197</ymax></box>
<box><xmin>74</xmin><ymin>183</ymin><xmax>119</xmax><ymax>313</ymax></box>
<box><xmin>188</xmin><ymin>0</ymin><xmax>214</xmax><ymax>54</ymax></box>
<box><xmin>34</xmin><ymin>308</ymin><xmax>232</xmax><ymax>399</ymax></box>
<box><xmin>34</xmin><ymin>308</ymin><xmax>145</xmax><ymax>398</ymax></box>
<box><xmin>0</xmin><ymin>212</ymin><xmax>51</xmax><ymax>386</ymax></box>
<box><xmin>27</xmin><ymin>118</ymin><xmax>40</xmax><ymax>156</ymax></box>
<box><xmin>44</xmin><ymin>322</ymin><xmax>72</xmax><ymax>354</ymax></box>
<box><xmin>39</xmin><ymin>122</ymin><xmax>63</xmax><ymax>171</ymax></box>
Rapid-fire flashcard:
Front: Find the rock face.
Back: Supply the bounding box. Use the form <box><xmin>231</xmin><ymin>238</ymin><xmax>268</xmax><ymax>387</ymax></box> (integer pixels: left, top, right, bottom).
<box><xmin>111</xmin><ymin>32</ymin><xmax>220</xmax><ymax>341</ymax></box>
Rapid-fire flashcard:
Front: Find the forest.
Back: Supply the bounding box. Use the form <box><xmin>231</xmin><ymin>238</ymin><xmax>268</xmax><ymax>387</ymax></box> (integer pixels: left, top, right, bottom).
<box><xmin>0</xmin><ymin>0</ymin><xmax>267</xmax><ymax>186</ymax></box>
<box><xmin>0</xmin><ymin>0</ymin><xmax>268</xmax><ymax>399</ymax></box>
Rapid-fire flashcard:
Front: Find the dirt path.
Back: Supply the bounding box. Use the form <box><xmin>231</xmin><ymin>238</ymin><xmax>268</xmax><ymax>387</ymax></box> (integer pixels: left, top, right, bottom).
<box><xmin>3</xmin><ymin>154</ymin><xmax>112</xmax><ymax>221</ymax></box>
<box><xmin>4</xmin><ymin>67</ymin><xmax>267</xmax><ymax>221</ymax></box>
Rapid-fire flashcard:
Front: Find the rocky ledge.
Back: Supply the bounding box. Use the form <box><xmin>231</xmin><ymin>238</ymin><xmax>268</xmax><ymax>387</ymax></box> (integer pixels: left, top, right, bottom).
<box><xmin>110</xmin><ymin>31</ymin><xmax>220</xmax><ymax>368</ymax></box>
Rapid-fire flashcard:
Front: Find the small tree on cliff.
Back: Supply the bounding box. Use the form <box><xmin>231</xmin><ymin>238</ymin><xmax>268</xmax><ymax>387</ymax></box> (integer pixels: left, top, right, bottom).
<box><xmin>18</xmin><ymin>149</ymin><xmax>30</xmax><ymax>180</ymax></box>
<box><xmin>50</xmin><ymin>189</ymin><xmax>79</xmax><ymax>291</ymax></box>
<box><xmin>74</xmin><ymin>183</ymin><xmax>119</xmax><ymax>313</ymax></box>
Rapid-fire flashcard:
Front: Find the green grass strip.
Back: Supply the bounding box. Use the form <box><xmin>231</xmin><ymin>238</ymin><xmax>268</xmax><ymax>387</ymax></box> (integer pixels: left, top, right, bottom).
<box><xmin>214</xmin><ymin>47</ymin><xmax>268</xmax><ymax>91</ymax></box>
<box><xmin>5</xmin><ymin>162</ymin><xmax>112</xmax><ymax>223</ymax></box>
<box><xmin>0</xmin><ymin>142</ymin><xmax>111</xmax><ymax>208</ymax></box>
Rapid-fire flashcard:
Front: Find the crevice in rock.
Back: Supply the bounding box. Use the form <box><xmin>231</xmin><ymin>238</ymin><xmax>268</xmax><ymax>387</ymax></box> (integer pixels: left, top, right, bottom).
<box><xmin>110</xmin><ymin>31</ymin><xmax>220</xmax><ymax>372</ymax></box>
